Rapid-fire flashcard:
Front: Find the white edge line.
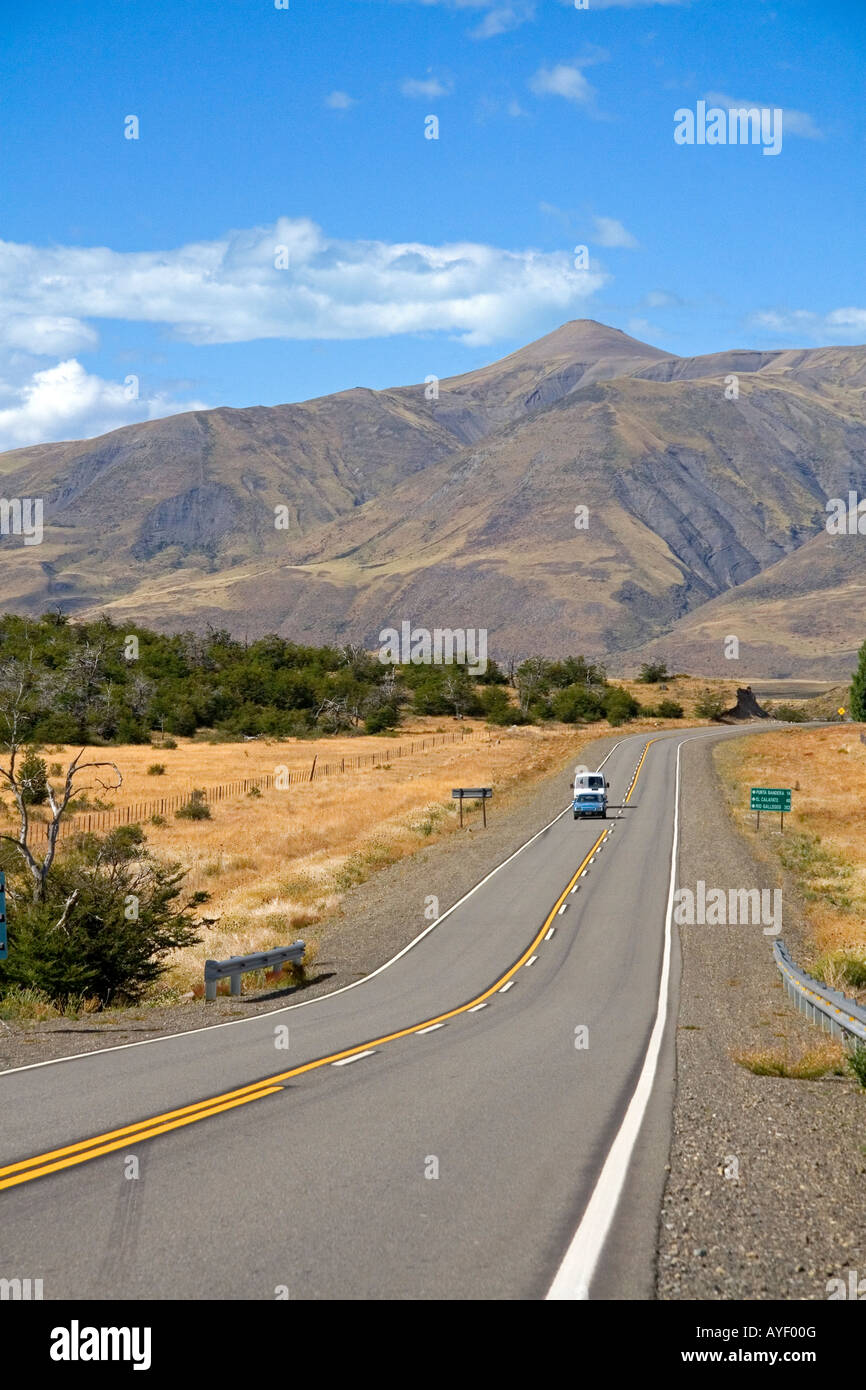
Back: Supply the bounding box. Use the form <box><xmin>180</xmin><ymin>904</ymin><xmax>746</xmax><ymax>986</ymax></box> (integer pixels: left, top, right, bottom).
<box><xmin>546</xmin><ymin>734</ymin><xmax>698</xmax><ymax>1301</ymax></box>
<box><xmin>0</xmin><ymin>736</ymin><xmax>632</xmax><ymax>1078</ymax></box>
<box><xmin>331</xmin><ymin>1049</ymin><xmax>376</xmax><ymax>1067</ymax></box>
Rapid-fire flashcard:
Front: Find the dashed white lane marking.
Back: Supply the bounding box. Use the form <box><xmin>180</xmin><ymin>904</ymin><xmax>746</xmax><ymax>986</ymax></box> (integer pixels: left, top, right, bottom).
<box><xmin>525</xmin><ymin>955</ymin><xmax>538</xmax><ymax>967</ymax></box>
<box><xmin>499</xmin><ymin>981</ymin><xmax>515</xmax><ymax>993</ymax></box>
<box><xmin>469</xmin><ymin>1002</ymin><xmax>488</xmax><ymax>1013</ymax></box>
<box><xmin>545</xmin><ymin>927</ymin><xmax>556</xmax><ymax>940</ymax></box>
<box><xmin>570</xmin><ymin>884</ymin><xmax>579</xmax><ymax>894</ymax></box>
<box><xmin>332</xmin><ymin>1050</ymin><xmax>376</xmax><ymax>1067</ymax></box>
<box><xmin>416</xmin><ymin>1023</ymin><xmax>444</xmax><ymax>1035</ymax></box>
<box><xmin>558</xmin><ymin>903</ymin><xmax>569</xmax><ymax>915</ymax></box>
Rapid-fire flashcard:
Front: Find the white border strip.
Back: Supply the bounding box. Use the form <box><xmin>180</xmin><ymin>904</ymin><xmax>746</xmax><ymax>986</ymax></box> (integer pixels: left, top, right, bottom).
<box><xmin>0</xmin><ymin>737</ymin><xmax>630</xmax><ymax>1078</ymax></box>
<box><xmin>546</xmin><ymin>733</ymin><xmax>691</xmax><ymax>1301</ymax></box>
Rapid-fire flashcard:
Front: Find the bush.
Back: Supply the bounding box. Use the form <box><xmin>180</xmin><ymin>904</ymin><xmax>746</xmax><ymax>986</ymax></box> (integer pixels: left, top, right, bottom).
<box><xmin>152</xmin><ymin>736</ymin><xmax>178</xmax><ymax>750</ymax></box>
<box><xmin>0</xmin><ymin>826</ymin><xmax>200</xmax><ymax>1006</ymax></box>
<box><xmin>772</xmin><ymin>703</ymin><xmax>807</xmax><ymax>723</ymax></box>
<box><xmin>175</xmin><ymin>789</ymin><xmax>211</xmax><ymax>820</ymax></box>
<box><xmin>147</xmin><ymin>763</ymin><xmax>166</xmax><ymax>776</ymax></box>
<box><xmin>364</xmin><ymin>705</ymin><xmax>399</xmax><ymax>734</ymax></box>
<box><xmin>247</xmin><ymin>783</ymin><xmax>262</xmax><ymax>798</ymax></box>
<box><xmin>694</xmin><ymin>688</ymin><xmax>727</xmax><ymax>720</ymax></box>
<box><xmin>847</xmin><ymin>1042</ymin><xmax>866</xmax><ymax>1088</ymax></box>
<box><xmin>654</xmin><ymin>699</ymin><xmax>684</xmax><ymax>718</ymax></box>
<box><xmin>603</xmin><ymin>688</ymin><xmax>641</xmax><ymax>726</ymax></box>
<box><xmin>480</xmin><ymin>687</ymin><xmax>515</xmax><ymax>725</ymax></box>
<box><xmin>637</xmin><ymin>661</ymin><xmax>669</xmax><ymax>684</ymax></box>
<box><xmin>551</xmin><ymin>685</ymin><xmax>605</xmax><ymax>724</ymax></box>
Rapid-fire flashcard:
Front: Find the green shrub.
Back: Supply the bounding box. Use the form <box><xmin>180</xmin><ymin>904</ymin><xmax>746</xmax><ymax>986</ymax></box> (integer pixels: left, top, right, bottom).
<box><xmin>654</xmin><ymin>699</ymin><xmax>684</xmax><ymax>718</ymax></box>
<box><xmin>694</xmin><ymin>688</ymin><xmax>727</xmax><ymax>720</ymax></box>
<box><xmin>175</xmin><ymin>789</ymin><xmax>211</xmax><ymax>820</ymax></box>
<box><xmin>637</xmin><ymin>661</ymin><xmax>669</xmax><ymax>684</ymax></box>
<box><xmin>480</xmin><ymin>686</ymin><xmax>515</xmax><ymax>725</ymax></box>
<box><xmin>0</xmin><ymin>826</ymin><xmax>199</xmax><ymax>1006</ymax></box>
<box><xmin>147</xmin><ymin>763</ymin><xmax>166</xmax><ymax>776</ymax></box>
<box><xmin>551</xmin><ymin>685</ymin><xmax>605</xmax><ymax>724</ymax></box>
<box><xmin>603</xmin><ymin>687</ymin><xmax>641</xmax><ymax>726</ymax></box>
<box><xmin>772</xmin><ymin>703</ymin><xmax>807</xmax><ymax>722</ymax></box>
<box><xmin>846</xmin><ymin>1042</ymin><xmax>866</xmax><ymax>1088</ymax></box>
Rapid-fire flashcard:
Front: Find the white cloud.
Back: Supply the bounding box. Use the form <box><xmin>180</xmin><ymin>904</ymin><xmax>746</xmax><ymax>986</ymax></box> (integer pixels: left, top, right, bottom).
<box><xmin>470</xmin><ymin>3</ymin><xmax>535</xmax><ymax>37</ymax></box>
<box><xmin>704</xmin><ymin>93</ymin><xmax>823</xmax><ymax>139</ymax></box>
<box><xmin>751</xmin><ymin>307</ymin><xmax>866</xmax><ymax>341</ymax></box>
<box><xmin>643</xmin><ymin>289</ymin><xmax>684</xmax><ymax>309</ymax></box>
<box><xmin>400</xmin><ymin>75</ymin><xmax>451</xmax><ymax>98</ymax></box>
<box><xmin>325</xmin><ymin>91</ymin><xmax>357</xmax><ymax>109</ymax></box>
<box><xmin>0</xmin><ymin>218</ymin><xmax>609</xmax><ymax>351</ymax></box>
<box><xmin>0</xmin><ymin>215</ymin><xmax>614</xmax><ymax>446</ymax></box>
<box><xmin>593</xmin><ymin>216</ymin><xmax>639</xmax><ymax>249</ymax></box>
<box><xmin>0</xmin><ymin>315</ymin><xmax>99</xmax><ymax>356</ymax></box>
<box><xmin>530</xmin><ymin>63</ymin><xmax>595</xmax><ymax>107</ymax></box>
<box><xmin>0</xmin><ymin>360</ymin><xmax>209</xmax><ymax>452</ymax></box>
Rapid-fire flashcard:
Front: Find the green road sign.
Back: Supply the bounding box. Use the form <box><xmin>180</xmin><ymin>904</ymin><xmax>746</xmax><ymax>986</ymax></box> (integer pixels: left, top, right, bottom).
<box><xmin>0</xmin><ymin>870</ymin><xmax>6</xmax><ymax>961</ymax></box>
<box><xmin>750</xmin><ymin>787</ymin><xmax>792</xmax><ymax>812</ymax></box>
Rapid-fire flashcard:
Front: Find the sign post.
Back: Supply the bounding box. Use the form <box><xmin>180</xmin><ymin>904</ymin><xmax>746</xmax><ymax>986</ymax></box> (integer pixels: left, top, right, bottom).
<box><xmin>451</xmin><ymin>788</ymin><xmax>493</xmax><ymax>829</ymax></box>
<box><xmin>0</xmin><ymin>870</ymin><xmax>6</xmax><ymax>962</ymax></box>
<box><xmin>750</xmin><ymin>787</ymin><xmax>791</xmax><ymax>833</ymax></box>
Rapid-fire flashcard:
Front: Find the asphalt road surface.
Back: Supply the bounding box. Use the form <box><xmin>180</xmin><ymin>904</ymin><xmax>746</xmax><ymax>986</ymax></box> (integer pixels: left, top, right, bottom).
<box><xmin>0</xmin><ymin>725</ymin><xmax>786</xmax><ymax>1301</ymax></box>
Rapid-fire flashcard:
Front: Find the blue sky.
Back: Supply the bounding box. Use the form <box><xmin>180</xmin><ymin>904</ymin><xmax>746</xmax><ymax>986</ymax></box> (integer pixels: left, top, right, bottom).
<box><xmin>1</xmin><ymin>0</ymin><xmax>863</xmax><ymax>448</ymax></box>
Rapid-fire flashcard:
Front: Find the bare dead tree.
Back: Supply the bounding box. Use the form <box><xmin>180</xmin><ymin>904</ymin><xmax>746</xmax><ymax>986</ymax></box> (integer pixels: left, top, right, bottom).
<box><xmin>0</xmin><ymin>657</ymin><xmax>122</xmax><ymax>901</ymax></box>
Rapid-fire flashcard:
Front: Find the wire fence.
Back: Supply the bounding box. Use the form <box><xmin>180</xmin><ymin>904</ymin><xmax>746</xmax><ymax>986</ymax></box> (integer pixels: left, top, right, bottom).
<box><xmin>23</xmin><ymin>727</ymin><xmax>478</xmax><ymax>843</ymax></box>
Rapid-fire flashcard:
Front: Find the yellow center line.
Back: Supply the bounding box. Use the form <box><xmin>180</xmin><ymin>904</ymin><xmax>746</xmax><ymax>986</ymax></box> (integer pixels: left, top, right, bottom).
<box><xmin>2</xmin><ymin>740</ymin><xmax>658</xmax><ymax>1193</ymax></box>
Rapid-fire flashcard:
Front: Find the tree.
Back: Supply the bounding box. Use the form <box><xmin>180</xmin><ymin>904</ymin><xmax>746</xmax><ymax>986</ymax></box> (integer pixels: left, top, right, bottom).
<box><xmin>850</xmin><ymin>639</ymin><xmax>866</xmax><ymax>721</ymax></box>
<box><xmin>442</xmin><ymin>668</ymin><xmax>478</xmax><ymax>719</ymax></box>
<box><xmin>0</xmin><ymin>826</ymin><xmax>200</xmax><ymax>1006</ymax></box>
<box><xmin>515</xmin><ymin>657</ymin><xmax>551</xmax><ymax>715</ymax></box>
<box><xmin>637</xmin><ymin>661</ymin><xmax>670</xmax><ymax>684</ymax></box>
<box><xmin>0</xmin><ymin>657</ymin><xmax>122</xmax><ymax>902</ymax></box>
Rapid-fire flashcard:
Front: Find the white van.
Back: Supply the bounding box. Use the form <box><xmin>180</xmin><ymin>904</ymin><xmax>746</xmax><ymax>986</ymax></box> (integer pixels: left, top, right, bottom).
<box><xmin>573</xmin><ymin>772</ymin><xmax>607</xmax><ymax>796</ymax></box>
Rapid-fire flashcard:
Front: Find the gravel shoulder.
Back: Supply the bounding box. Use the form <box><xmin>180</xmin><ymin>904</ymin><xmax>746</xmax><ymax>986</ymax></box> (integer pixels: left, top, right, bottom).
<box><xmin>657</xmin><ymin>733</ymin><xmax>865</xmax><ymax>1301</ymax></box>
<box><xmin>0</xmin><ymin>730</ymin><xmax>621</xmax><ymax>1073</ymax></box>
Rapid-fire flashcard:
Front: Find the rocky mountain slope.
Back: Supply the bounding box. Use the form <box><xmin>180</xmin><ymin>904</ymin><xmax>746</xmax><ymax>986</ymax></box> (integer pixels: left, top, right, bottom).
<box><xmin>1</xmin><ymin>320</ymin><xmax>864</xmax><ymax>675</ymax></box>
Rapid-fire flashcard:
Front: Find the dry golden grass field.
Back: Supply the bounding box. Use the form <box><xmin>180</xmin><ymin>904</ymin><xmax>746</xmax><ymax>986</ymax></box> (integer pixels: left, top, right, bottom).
<box><xmin>0</xmin><ymin>674</ymin><xmax>783</xmax><ymax>1004</ymax></box>
<box><xmin>6</xmin><ymin>699</ymin><xmax>712</xmax><ymax>999</ymax></box>
<box><xmin>716</xmin><ymin>725</ymin><xmax>866</xmax><ymax>999</ymax></box>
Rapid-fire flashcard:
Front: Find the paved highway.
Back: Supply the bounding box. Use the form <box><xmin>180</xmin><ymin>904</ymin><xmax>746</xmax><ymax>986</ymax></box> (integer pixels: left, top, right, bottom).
<box><xmin>0</xmin><ymin>726</ymin><xmax>778</xmax><ymax>1300</ymax></box>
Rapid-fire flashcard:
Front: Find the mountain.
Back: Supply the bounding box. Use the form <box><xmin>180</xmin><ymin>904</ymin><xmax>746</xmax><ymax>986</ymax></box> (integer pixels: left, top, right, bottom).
<box><xmin>1</xmin><ymin>319</ymin><xmax>865</xmax><ymax>675</ymax></box>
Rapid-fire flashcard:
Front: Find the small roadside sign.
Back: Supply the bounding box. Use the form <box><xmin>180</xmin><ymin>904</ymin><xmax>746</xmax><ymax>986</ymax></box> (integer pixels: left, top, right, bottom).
<box><xmin>451</xmin><ymin>788</ymin><xmax>493</xmax><ymax>828</ymax></box>
<box><xmin>750</xmin><ymin>787</ymin><xmax>791</xmax><ymax>831</ymax></box>
<box><xmin>0</xmin><ymin>870</ymin><xmax>6</xmax><ymax>961</ymax></box>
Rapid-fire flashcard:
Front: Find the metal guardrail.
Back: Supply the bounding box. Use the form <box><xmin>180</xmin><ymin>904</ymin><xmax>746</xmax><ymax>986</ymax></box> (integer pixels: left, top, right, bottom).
<box><xmin>773</xmin><ymin>940</ymin><xmax>866</xmax><ymax>1044</ymax></box>
<box><xmin>204</xmin><ymin>942</ymin><xmax>305</xmax><ymax>1001</ymax></box>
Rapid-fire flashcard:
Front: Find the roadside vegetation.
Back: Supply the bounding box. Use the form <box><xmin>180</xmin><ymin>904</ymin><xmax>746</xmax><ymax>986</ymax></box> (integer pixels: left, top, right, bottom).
<box><xmin>0</xmin><ymin>610</ymin><xmax>748</xmax><ymax>1018</ymax></box>
<box><xmin>716</xmin><ymin>727</ymin><xmax>866</xmax><ymax>1005</ymax></box>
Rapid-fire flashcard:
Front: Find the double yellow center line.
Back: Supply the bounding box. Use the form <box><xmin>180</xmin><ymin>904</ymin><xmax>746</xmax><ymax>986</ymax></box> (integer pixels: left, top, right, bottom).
<box><xmin>0</xmin><ymin>740</ymin><xmax>655</xmax><ymax>1193</ymax></box>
